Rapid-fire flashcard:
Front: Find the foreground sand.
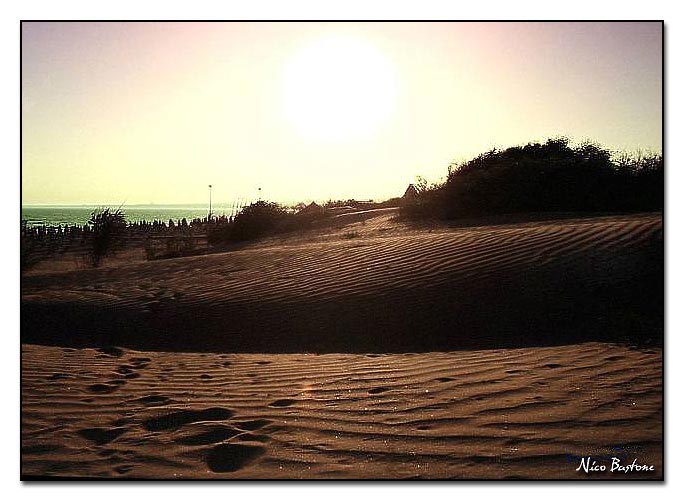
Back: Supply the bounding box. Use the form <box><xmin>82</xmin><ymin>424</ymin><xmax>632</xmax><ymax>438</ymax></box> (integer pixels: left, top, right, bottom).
<box><xmin>22</xmin><ymin>342</ymin><xmax>661</xmax><ymax>479</ymax></box>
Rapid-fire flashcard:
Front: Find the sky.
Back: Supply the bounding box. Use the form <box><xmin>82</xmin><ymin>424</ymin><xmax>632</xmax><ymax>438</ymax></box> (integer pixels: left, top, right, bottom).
<box><xmin>21</xmin><ymin>22</ymin><xmax>662</xmax><ymax>206</ymax></box>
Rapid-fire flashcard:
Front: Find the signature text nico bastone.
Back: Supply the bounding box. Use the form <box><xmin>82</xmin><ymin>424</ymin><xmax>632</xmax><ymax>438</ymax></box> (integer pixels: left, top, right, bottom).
<box><xmin>576</xmin><ymin>456</ymin><xmax>655</xmax><ymax>474</ymax></box>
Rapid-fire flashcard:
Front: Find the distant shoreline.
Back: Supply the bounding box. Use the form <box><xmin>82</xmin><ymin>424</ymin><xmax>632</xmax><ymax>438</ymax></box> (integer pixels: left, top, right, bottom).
<box><xmin>21</xmin><ymin>205</ymin><xmax>236</xmax><ymax>227</ymax></box>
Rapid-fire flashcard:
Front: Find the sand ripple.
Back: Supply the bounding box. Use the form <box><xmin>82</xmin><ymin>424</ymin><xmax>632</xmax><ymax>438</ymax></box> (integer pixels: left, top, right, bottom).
<box><xmin>21</xmin><ymin>213</ymin><xmax>663</xmax><ymax>352</ymax></box>
<box><xmin>21</xmin><ymin>343</ymin><xmax>662</xmax><ymax>479</ymax></box>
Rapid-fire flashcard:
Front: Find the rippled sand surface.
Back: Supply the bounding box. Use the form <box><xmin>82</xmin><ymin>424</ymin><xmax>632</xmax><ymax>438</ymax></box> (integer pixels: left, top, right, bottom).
<box><xmin>22</xmin><ymin>213</ymin><xmax>663</xmax><ymax>353</ymax></box>
<box><xmin>21</xmin><ymin>212</ymin><xmax>663</xmax><ymax>478</ymax></box>
<box><xmin>22</xmin><ymin>343</ymin><xmax>661</xmax><ymax>479</ymax></box>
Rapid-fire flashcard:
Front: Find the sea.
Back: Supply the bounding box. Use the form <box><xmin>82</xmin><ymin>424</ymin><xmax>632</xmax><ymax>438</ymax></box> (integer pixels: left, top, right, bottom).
<box><xmin>21</xmin><ymin>204</ymin><xmax>242</xmax><ymax>228</ymax></box>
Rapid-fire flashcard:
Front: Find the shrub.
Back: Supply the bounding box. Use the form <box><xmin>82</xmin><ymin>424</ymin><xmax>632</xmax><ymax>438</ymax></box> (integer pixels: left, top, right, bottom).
<box><xmin>208</xmin><ymin>201</ymin><xmax>290</xmax><ymax>244</ymax></box>
<box><xmin>401</xmin><ymin>138</ymin><xmax>663</xmax><ymax>220</ymax></box>
<box><xmin>208</xmin><ymin>200</ymin><xmax>332</xmax><ymax>245</ymax></box>
<box><xmin>231</xmin><ymin>201</ymin><xmax>290</xmax><ymax>241</ymax></box>
<box><xmin>20</xmin><ymin>234</ymin><xmax>42</xmax><ymax>272</ymax></box>
<box><xmin>86</xmin><ymin>208</ymin><xmax>126</xmax><ymax>267</ymax></box>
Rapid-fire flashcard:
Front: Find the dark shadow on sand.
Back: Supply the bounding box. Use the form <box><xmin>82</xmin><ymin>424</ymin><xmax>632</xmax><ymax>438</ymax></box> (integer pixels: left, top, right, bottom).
<box><xmin>21</xmin><ymin>232</ymin><xmax>663</xmax><ymax>354</ymax></box>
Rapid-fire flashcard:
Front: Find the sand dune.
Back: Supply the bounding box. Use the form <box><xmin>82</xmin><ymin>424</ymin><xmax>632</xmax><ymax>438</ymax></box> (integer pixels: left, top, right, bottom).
<box><xmin>21</xmin><ymin>342</ymin><xmax>662</xmax><ymax>479</ymax></box>
<box><xmin>22</xmin><ymin>212</ymin><xmax>663</xmax><ymax>352</ymax></box>
<box><xmin>21</xmin><ymin>212</ymin><xmax>663</xmax><ymax>479</ymax></box>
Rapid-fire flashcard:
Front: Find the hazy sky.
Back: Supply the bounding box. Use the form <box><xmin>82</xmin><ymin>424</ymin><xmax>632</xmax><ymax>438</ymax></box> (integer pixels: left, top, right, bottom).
<box><xmin>22</xmin><ymin>22</ymin><xmax>662</xmax><ymax>205</ymax></box>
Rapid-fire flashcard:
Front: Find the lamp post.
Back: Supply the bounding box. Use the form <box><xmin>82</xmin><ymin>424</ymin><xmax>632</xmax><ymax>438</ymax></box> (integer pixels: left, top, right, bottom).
<box><xmin>208</xmin><ymin>184</ymin><xmax>212</xmax><ymax>220</ymax></box>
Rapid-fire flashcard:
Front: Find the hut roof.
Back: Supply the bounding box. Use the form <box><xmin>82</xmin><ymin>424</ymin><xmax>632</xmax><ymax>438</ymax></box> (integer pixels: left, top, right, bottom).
<box><xmin>298</xmin><ymin>201</ymin><xmax>323</xmax><ymax>214</ymax></box>
<box><xmin>403</xmin><ymin>184</ymin><xmax>419</xmax><ymax>198</ymax></box>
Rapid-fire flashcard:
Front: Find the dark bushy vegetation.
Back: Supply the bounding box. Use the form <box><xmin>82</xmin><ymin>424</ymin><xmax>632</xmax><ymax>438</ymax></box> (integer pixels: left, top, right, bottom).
<box><xmin>402</xmin><ymin>138</ymin><xmax>663</xmax><ymax>219</ymax></box>
<box><xmin>207</xmin><ymin>200</ymin><xmax>327</xmax><ymax>245</ymax></box>
<box><xmin>87</xmin><ymin>208</ymin><xmax>127</xmax><ymax>267</ymax></box>
<box><xmin>208</xmin><ymin>201</ymin><xmax>289</xmax><ymax>243</ymax></box>
<box><xmin>20</xmin><ymin>227</ymin><xmax>42</xmax><ymax>272</ymax></box>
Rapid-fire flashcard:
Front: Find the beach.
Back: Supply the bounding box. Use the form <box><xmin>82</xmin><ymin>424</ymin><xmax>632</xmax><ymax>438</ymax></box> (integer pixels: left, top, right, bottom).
<box><xmin>18</xmin><ymin>20</ymin><xmax>666</xmax><ymax>484</ymax></box>
<box><xmin>22</xmin><ymin>342</ymin><xmax>662</xmax><ymax>479</ymax></box>
<box><xmin>20</xmin><ymin>211</ymin><xmax>663</xmax><ymax>478</ymax></box>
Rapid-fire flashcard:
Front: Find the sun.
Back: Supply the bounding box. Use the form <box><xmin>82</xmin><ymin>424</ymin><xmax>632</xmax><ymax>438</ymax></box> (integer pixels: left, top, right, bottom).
<box><xmin>283</xmin><ymin>36</ymin><xmax>397</xmax><ymax>143</ymax></box>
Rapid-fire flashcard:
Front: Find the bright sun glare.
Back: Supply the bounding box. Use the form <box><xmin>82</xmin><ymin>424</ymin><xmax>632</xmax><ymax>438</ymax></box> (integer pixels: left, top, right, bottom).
<box><xmin>283</xmin><ymin>36</ymin><xmax>397</xmax><ymax>143</ymax></box>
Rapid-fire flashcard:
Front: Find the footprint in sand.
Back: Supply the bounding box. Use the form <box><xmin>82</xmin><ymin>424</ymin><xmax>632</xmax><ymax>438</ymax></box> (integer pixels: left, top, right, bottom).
<box><xmin>142</xmin><ymin>407</ymin><xmax>234</xmax><ymax>432</ymax></box>
<box><xmin>115</xmin><ymin>364</ymin><xmax>137</xmax><ymax>375</ymax></box>
<box><xmin>134</xmin><ymin>395</ymin><xmax>174</xmax><ymax>407</ymax></box>
<box><xmin>87</xmin><ymin>383</ymin><xmax>121</xmax><ymax>394</ymax></box>
<box><xmin>78</xmin><ymin>427</ymin><xmax>127</xmax><ymax>445</ymax></box>
<box><xmin>97</xmin><ymin>346</ymin><xmax>125</xmax><ymax>357</ymax></box>
<box><xmin>115</xmin><ymin>365</ymin><xmax>142</xmax><ymax>380</ymax></box>
<box><xmin>268</xmin><ymin>399</ymin><xmax>296</xmax><ymax>408</ymax></box>
<box><xmin>114</xmin><ymin>464</ymin><xmax>134</xmax><ymax>475</ymax></box>
<box><xmin>368</xmin><ymin>387</ymin><xmax>389</xmax><ymax>394</ymax></box>
<box><xmin>234</xmin><ymin>419</ymin><xmax>272</xmax><ymax>431</ymax></box>
<box><xmin>205</xmin><ymin>443</ymin><xmax>265</xmax><ymax>473</ymax></box>
<box><xmin>130</xmin><ymin>357</ymin><xmax>151</xmax><ymax>364</ymax></box>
